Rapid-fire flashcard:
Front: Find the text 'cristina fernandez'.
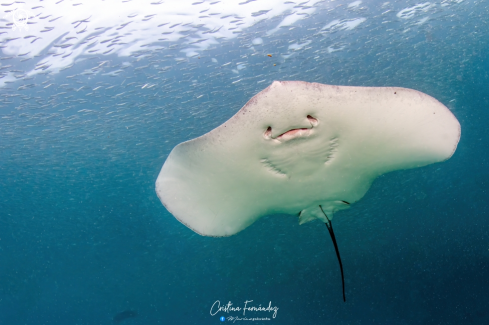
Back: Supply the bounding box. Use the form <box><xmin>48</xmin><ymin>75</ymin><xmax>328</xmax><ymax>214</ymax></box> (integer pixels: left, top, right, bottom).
<box><xmin>210</xmin><ymin>300</ymin><xmax>279</xmax><ymax>319</ymax></box>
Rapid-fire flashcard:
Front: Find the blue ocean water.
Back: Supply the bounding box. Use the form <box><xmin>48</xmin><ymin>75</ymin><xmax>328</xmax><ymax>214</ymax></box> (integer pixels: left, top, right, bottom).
<box><xmin>0</xmin><ymin>0</ymin><xmax>488</xmax><ymax>324</ymax></box>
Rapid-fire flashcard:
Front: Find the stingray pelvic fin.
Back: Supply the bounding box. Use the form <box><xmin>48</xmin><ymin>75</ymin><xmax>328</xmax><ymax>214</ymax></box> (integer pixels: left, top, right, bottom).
<box><xmin>320</xmin><ymin>205</ymin><xmax>346</xmax><ymax>302</ymax></box>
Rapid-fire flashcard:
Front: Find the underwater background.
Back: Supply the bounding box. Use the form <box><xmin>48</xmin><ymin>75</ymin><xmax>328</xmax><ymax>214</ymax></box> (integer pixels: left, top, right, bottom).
<box><xmin>0</xmin><ymin>0</ymin><xmax>488</xmax><ymax>324</ymax></box>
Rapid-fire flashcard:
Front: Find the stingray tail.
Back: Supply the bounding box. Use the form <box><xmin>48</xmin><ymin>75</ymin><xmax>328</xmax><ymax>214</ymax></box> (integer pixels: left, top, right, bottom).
<box><xmin>319</xmin><ymin>205</ymin><xmax>346</xmax><ymax>302</ymax></box>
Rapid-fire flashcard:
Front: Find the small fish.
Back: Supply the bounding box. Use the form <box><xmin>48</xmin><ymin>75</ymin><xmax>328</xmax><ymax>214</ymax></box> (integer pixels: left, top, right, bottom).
<box><xmin>267</xmin><ymin>54</ymin><xmax>272</xmax><ymax>57</ymax></box>
<box><xmin>113</xmin><ymin>310</ymin><xmax>138</xmax><ymax>324</ymax></box>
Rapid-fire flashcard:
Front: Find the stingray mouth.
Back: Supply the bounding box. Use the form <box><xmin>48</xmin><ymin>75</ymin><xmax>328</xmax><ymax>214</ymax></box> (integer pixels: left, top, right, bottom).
<box><xmin>276</xmin><ymin>128</ymin><xmax>311</xmax><ymax>141</ymax></box>
<box><xmin>264</xmin><ymin>115</ymin><xmax>319</xmax><ymax>141</ymax></box>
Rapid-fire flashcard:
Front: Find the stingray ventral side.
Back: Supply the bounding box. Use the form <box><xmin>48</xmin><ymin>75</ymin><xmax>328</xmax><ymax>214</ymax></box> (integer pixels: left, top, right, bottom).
<box><xmin>155</xmin><ymin>80</ymin><xmax>461</xmax><ymax>301</ymax></box>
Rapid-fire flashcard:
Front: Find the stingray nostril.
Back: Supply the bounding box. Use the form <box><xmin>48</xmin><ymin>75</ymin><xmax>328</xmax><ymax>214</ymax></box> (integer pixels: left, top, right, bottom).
<box><xmin>307</xmin><ymin>115</ymin><xmax>318</xmax><ymax>126</ymax></box>
<box><xmin>264</xmin><ymin>126</ymin><xmax>272</xmax><ymax>139</ymax></box>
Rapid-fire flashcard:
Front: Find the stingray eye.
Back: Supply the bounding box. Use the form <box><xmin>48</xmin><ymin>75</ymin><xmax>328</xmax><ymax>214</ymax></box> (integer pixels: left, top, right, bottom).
<box><xmin>307</xmin><ymin>115</ymin><xmax>318</xmax><ymax>126</ymax></box>
<box><xmin>263</xmin><ymin>126</ymin><xmax>272</xmax><ymax>139</ymax></box>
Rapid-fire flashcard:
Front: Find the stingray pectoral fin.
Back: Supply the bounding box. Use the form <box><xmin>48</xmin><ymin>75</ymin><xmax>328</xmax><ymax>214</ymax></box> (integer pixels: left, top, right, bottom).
<box><xmin>320</xmin><ymin>205</ymin><xmax>346</xmax><ymax>302</ymax></box>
